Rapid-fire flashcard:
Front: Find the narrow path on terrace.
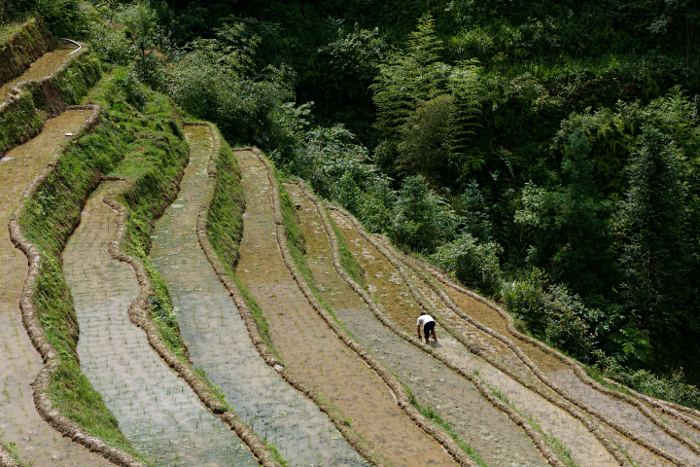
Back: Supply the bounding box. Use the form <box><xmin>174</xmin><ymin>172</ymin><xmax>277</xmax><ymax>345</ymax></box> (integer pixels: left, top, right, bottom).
<box><xmin>392</xmin><ymin>253</ymin><xmax>700</xmax><ymax>467</ymax></box>
<box><xmin>235</xmin><ymin>150</ymin><xmax>458</xmax><ymax>467</ymax></box>
<box><xmin>0</xmin><ymin>42</ymin><xmax>79</xmax><ymax>102</ymax></box>
<box><xmin>0</xmin><ymin>110</ymin><xmax>105</xmax><ymax>466</ymax></box>
<box><xmin>329</xmin><ymin>209</ymin><xmax>622</xmax><ymax>467</ymax></box>
<box><xmin>150</xmin><ymin>125</ymin><xmax>368</xmax><ymax>467</ymax></box>
<box><xmin>285</xmin><ymin>183</ymin><xmax>549</xmax><ymax>467</ymax></box>
<box><xmin>64</xmin><ymin>181</ymin><xmax>257</xmax><ymax>467</ymax></box>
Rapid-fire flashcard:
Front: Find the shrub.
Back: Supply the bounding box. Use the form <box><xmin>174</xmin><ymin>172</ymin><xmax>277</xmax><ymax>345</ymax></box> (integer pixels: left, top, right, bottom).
<box><xmin>501</xmin><ymin>268</ymin><xmax>548</xmax><ymax>334</ymax></box>
<box><xmin>620</xmin><ymin>370</ymin><xmax>700</xmax><ymax>410</ymax></box>
<box><xmin>432</xmin><ymin>233</ymin><xmax>503</xmax><ymax>295</ymax></box>
<box><xmin>390</xmin><ymin>175</ymin><xmax>459</xmax><ymax>253</ymax></box>
<box><xmin>544</xmin><ymin>284</ymin><xmax>602</xmax><ymax>360</ymax></box>
<box><xmin>502</xmin><ymin>269</ymin><xmax>602</xmax><ymax>360</ymax></box>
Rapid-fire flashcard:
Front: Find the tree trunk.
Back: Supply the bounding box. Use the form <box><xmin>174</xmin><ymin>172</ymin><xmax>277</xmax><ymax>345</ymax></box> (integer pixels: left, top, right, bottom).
<box><xmin>687</xmin><ymin>19</ymin><xmax>693</xmax><ymax>66</ymax></box>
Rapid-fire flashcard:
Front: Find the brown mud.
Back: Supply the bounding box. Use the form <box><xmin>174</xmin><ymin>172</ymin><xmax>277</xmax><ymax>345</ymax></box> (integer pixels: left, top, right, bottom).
<box><xmin>150</xmin><ymin>125</ymin><xmax>367</xmax><ymax>467</ymax></box>
<box><xmin>63</xmin><ymin>180</ymin><xmax>258</xmax><ymax>467</ymax></box>
<box><xmin>285</xmin><ymin>183</ymin><xmax>549</xmax><ymax>467</ymax></box>
<box><xmin>0</xmin><ymin>110</ymin><xmax>106</xmax><ymax>466</ymax></box>
<box><xmin>0</xmin><ymin>42</ymin><xmax>79</xmax><ymax>103</ymax></box>
<box><xmin>328</xmin><ymin>209</ymin><xmax>628</xmax><ymax>467</ymax></box>
<box><xmin>234</xmin><ymin>151</ymin><xmax>457</xmax><ymax>467</ymax></box>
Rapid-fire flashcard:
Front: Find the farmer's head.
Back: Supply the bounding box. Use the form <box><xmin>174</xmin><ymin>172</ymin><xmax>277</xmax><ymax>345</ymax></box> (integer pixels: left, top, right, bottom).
<box><xmin>420</xmin><ymin>311</ymin><xmax>426</xmax><ymax>316</ymax></box>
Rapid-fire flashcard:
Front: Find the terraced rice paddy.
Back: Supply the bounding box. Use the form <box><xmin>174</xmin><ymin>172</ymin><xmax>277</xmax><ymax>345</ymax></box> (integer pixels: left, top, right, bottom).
<box><xmin>63</xmin><ymin>180</ymin><xmax>258</xmax><ymax>466</ymax></box>
<box><xmin>389</xmin><ymin>244</ymin><xmax>700</xmax><ymax>467</ymax></box>
<box><xmin>150</xmin><ymin>124</ymin><xmax>367</xmax><ymax>467</ymax></box>
<box><xmin>328</xmin><ymin>208</ymin><xmax>627</xmax><ymax>467</ymax></box>
<box><xmin>407</xmin><ymin>261</ymin><xmax>699</xmax><ymax>466</ymax></box>
<box><xmin>285</xmin><ymin>183</ymin><xmax>549</xmax><ymax>467</ymax></box>
<box><xmin>234</xmin><ymin>150</ymin><xmax>458</xmax><ymax>467</ymax></box>
<box><xmin>0</xmin><ymin>42</ymin><xmax>78</xmax><ymax>102</ymax></box>
<box><xmin>6</xmin><ymin>41</ymin><xmax>700</xmax><ymax>467</ymax></box>
<box><xmin>0</xmin><ymin>110</ymin><xmax>105</xmax><ymax>466</ymax></box>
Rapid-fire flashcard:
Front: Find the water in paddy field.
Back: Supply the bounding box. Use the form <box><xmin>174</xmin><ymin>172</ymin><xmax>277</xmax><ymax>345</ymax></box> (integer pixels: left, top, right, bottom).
<box><xmin>329</xmin><ymin>210</ymin><xmax>625</xmax><ymax>467</ymax></box>
<box><xmin>285</xmin><ymin>184</ymin><xmax>548</xmax><ymax>467</ymax></box>
<box><xmin>150</xmin><ymin>125</ymin><xmax>368</xmax><ymax>467</ymax></box>
<box><xmin>234</xmin><ymin>152</ymin><xmax>457</xmax><ymax>467</ymax></box>
<box><xmin>415</xmin><ymin>257</ymin><xmax>700</xmax><ymax>466</ymax></box>
<box><xmin>64</xmin><ymin>182</ymin><xmax>258</xmax><ymax>467</ymax></box>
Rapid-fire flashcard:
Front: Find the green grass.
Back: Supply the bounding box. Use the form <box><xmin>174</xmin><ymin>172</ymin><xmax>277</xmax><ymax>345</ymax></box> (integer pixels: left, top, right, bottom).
<box><xmin>0</xmin><ymin>19</ymin><xmax>26</xmax><ymax>44</ymax></box>
<box><xmin>234</xmin><ymin>276</ymin><xmax>282</xmax><ymax>361</ymax></box>
<box><xmin>0</xmin><ymin>429</ymin><xmax>25</xmax><ymax>467</ymax></box>
<box><xmin>198</xmin><ymin>133</ymin><xmax>283</xmax><ymax>361</ymax></box>
<box><xmin>0</xmin><ymin>49</ymin><xmax>102</xmax><ymax>154</ymax></box>
<box><xmin>17</xmin><ymin>70</ymin><xmax>190</xmax><ymax>463</ymax></box>
<box><xmin>326</xmin><ymin>209</ymin><xmax>367</xmax><ymax>289</ymax></box>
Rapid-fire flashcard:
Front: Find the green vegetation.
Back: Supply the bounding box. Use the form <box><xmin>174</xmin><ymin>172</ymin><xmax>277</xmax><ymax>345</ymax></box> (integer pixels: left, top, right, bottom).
<box><xmin>0</xmin><ymin>17</ymin><xmax>53</xmax><ymax>82</ymax></box>
<box><xmin>103</xmin><ymin>86</ymin><xmax>190</xmax><ymax>361</ymax></box>
<box><xmin>206</xmin><ymin>130</ymin><xmax>245</xmax><ymax>268</ymax></box>
<box><xmin>327</xmin><ymin>212</ymin><xmax>366</xmax><ymax>289</ymax></box>
<box><xmin>0</xmin><ymin>431</ymin><xmax>24</xmax><ymax>467</ymax></box>
<box><xmin>199</xmin><ymin>133</ymin><xmax>283</xmax><ymax>360</ymax></box>
<box><xmin>0</xmin><ymin>49</ymin><xmax>102</xmax><ymax>153</ymax></box>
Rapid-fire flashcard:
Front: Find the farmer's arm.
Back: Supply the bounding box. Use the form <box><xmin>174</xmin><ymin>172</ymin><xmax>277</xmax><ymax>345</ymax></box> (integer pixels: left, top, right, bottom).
<box><xmin>417</xmin><ymin>324</ymin><xmax>421</xmax><ymax>339</ymax></box>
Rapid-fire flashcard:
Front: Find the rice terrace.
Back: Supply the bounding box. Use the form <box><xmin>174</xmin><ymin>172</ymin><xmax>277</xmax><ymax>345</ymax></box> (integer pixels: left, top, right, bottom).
<box><xmin>3</xmin><ymin>2</ymin><xmax>700</xmax><ymax>467</ymax></box>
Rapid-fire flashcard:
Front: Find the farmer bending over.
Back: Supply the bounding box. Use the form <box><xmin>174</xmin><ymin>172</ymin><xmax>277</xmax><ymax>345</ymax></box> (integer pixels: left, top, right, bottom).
<box><xmin>417</xmin><ymin>311</ymin><xmax>437</xmax><ymax>344</ymax></box>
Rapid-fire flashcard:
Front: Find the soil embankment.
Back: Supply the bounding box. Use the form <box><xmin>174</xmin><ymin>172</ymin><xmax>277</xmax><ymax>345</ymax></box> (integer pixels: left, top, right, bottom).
<box><xmin>150</xmin><ymin>124</ymin><xmax>368</xmax><ymax>466</ymax></box>
<box><xmin>0</xmin><ymin>18</ymin><xmax>56</xmax><ymax>85</ymax></box>
<box><xmin>0</xmin><ymin>111</ymin><xmax>105</xmax><ymax>466</ymax></box>
<box><xmin>235</xmin><ymin>150</ymin><xmax>458</xmax><ymax>467</ymax></box>
<box><xmin>286</xmin><ymin>183</ymin><xmax>550</xmax><ymax>467</ymax></box>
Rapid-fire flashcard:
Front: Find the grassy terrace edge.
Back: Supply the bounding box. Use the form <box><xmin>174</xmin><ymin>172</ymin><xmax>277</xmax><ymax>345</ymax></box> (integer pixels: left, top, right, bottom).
<box><xmin>0</xmin><ymin>45</ymin><xmax>102</xmax><ymax>155</ymax></box>
<box><xmin>289</xmin><ymin>182</ymin><xmax>493</xmax><ymax>467</ymax></box>
<box><xmin>200</xmin><ymin>147</ymin><xmax>391</xmax><ymax>466</ymax></box>
<box><xmin>117</xmin><ymin>122</ymin><xmax>286</xmax><ymax>467</ymax></box>
<box><xmin>0</xmin><ymin>17</ymin><xmax>55</xmax><ymax>85</ymax></box>
<box><xmin>263</xmin><ymin>158</ymin><xmax>482</xmax><ymax>466</ymax></box>
<box><xmin>10</xmin><ymin>71</ymin><xmax>177</xmax><ymax>465</ymax></box>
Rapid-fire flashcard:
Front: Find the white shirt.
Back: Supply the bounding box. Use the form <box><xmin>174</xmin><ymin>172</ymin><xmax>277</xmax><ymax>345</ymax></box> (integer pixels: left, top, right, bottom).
<box><xmin>417</xmin><ymin>315</ymin><xmax>435</xmax><ymax>327</ymax></box>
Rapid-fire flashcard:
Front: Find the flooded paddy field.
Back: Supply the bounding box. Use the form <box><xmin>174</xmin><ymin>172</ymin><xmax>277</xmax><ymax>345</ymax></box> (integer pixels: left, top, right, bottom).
<box><xmin>64</xmin><ymin>180</ymin><xmax>258</xmax><ymax>467</ymax></box>
<box><xmin>235</xmin><ymin>150</ymin><xmax>458</xmax><ymax>467</ymax></box>
<box><xmin>329</xmin><ymin>208</ymin><xmax>628</xmax><ymax>467</ymax></box>
<box><xmin>285</xmin><ymin>182</ymin><xmax>549</xmax><ymax>467</ymax></box>
<box><xmin>150</xmin><ymin>125</ymin><xmax>367</xmax><ymax>467</ymax></box>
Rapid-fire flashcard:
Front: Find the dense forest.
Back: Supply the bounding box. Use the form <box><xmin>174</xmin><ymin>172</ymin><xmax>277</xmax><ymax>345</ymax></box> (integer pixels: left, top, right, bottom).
<box><xmin>5</xmin><ymin>0</ymin><xmax>700</xmax><ymax>403</ymax></box>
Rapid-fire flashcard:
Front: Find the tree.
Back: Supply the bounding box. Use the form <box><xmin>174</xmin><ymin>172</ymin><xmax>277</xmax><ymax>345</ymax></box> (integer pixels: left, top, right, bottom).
<box><xmin>372</xmin><ymin>14</ymin><xmax>448</xmax><ymax>140</ymax></box>
<box><xmin>432</xmin><ymin>233</ymin><xmax>503</xmax><ymax>295</ymax></box>
<box><xmin>515</xmin><ymin>127</ymin><xmax>618</xmax><ymax>296</ymax></box>
<box><xmin>648</xmin><ymin>0</ymin><xmax>700</xmax><ymax>65</ymax></box>
<box><xmin>397</xmin><ymin>94</ymin><xmax>452</xmax><ymax>175</ymax></box>
<box><xmin>616</xmin><ymin>126</ymin><xmax>690</xmax><ymax>351</ymax></box>
<box><xmin>391</xmin><ymin>175</ymin><xmax>458</xmax><ymax>252</ymax></box>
